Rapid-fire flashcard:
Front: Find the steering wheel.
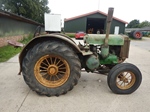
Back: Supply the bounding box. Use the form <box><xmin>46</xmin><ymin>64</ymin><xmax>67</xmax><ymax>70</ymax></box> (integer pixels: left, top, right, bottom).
<box><xmin>33</xmin><ymin>26</ymin><xmax>41</xmax><ymax>38</ymax></box>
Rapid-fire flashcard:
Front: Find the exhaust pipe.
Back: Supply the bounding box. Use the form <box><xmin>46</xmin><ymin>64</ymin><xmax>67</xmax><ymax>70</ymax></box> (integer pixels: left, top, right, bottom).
<box><xmin>101</xmin><ymin>7</ymin><xmax>114</xmax><ymax>58</ymax></box>
<box><xmin>104</xmin><ymin>7</ymin><xmax>114</xmax><ymax>46</ymax></box>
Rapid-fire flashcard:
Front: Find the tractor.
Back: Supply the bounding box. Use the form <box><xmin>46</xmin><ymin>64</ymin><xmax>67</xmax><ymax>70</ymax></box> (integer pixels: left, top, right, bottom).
<box><xmin>15</xmin><ymin>8</ymin><xmax>142</xmax><ymax>96</ymax></box>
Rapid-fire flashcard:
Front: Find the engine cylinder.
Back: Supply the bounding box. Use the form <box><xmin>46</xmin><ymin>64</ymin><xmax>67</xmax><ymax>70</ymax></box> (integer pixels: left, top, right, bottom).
<box><xmin>86</xmin><ymin>55</ymin><xmax>100</xmax><ymax>71</ymax></box>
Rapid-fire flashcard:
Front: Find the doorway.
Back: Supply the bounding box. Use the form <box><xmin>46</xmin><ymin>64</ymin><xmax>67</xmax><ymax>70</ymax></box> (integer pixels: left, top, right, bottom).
<box><xmin>86</xmin><ymin>18</ymin><xmax>105</xmax><ymax>34</ymax></box>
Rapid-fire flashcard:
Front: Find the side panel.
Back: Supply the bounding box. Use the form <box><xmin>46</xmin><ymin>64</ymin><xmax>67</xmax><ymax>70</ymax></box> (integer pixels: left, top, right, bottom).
<box><xmin>84</xmin><ymin>34</ymin><xmax>124</xmax><ymax>45</ymax></box>
<box><xmin>120</xmin><ymin>36</ymin><xmax>130</xmax><ymax>58</ymax></box>
<box><xmin>111</xmin><ymin>20</ymin><xmax>125</xmax><ymax>34</ymax></box>
<box><xmin>64</xmin><ymin>18</ymin><xmax>87</xmax><ymax>33</ymax></box>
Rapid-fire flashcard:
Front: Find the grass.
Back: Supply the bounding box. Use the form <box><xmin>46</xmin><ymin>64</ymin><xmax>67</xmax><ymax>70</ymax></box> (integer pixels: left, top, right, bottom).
<box><xmin>0</xmin><ymin>34</ymin><xmax>33</xmax><ymax>62</ymax></box>
<box><xmin>0</xmin><ymin>33</ymin><xmax>74</xmax><ymax>62</ymax></box>
<box><xmin>0</xmin><ymin>46</ymin><xmax>21</xmax><ymax>62</ymax></box>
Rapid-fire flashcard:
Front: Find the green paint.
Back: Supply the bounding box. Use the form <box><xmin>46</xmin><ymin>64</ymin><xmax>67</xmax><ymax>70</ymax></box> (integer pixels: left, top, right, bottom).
<box><xmin>100</xmin><ymin>54</ymin><xmax>118</xmax><ymax>65</ymax></box>
<box><xmin>86</xmin><ymin>55</ymin><xmax>99</xmax><ymax>71</ymax></box>
<box><xmin>84</xmin><ymin>34</ymin><xmax>124</xmax><ymax>45</ymax></box>
<box><xmin>0</xmin><ymin>16</ymin><xmax>43</xmax><ymax>37</ymax></box>
<box><xmin>64</xmin><ymin>13</ymin><xmax>125</xmax><ymax>33</ymax></box>
<box><xmin>101</xmin><ymin>46</ymin><xmax>109</xmax><ymax>58</ymax></box>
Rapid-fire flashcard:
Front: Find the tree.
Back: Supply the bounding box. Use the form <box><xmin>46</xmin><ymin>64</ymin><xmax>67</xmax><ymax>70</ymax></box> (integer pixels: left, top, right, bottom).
<box><xmin>138</xmin><ymin>21</ymin><xmax>150</xmax><ymax>28</ymax></box>
<box><xmin>127</xmin><ymin>19</ymin><xmax>140</xmax><ymax>28</ymax></box>
<box><xmin>0</xmin><ymin>0</ymin><xmax>50</xmax><ymax>24</ymax></box>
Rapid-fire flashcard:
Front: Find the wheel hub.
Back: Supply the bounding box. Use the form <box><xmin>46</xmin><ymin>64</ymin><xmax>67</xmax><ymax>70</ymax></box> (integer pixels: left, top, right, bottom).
<box><xmin>48</xmin><ymin>65</ymin><xmax>58</xmax><ymax>75</ymax></box>
<box><xmin>118</xmin><ymin>75</ymin><xmax>129</xmax><ymax>83</ymax></box>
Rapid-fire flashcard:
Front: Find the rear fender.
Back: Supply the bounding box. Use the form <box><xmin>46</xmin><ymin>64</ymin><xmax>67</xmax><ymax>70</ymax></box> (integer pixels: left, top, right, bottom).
<box><xmin>18</xmin><ymin>33</ymin><xmax>82</xmax><ymax>74</ymax></box>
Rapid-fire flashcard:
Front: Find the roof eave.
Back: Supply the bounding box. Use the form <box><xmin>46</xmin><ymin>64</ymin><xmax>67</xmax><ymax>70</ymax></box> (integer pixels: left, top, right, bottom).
<box><xmin>64</xmin><ymin>10</ymin><xmax>128</xmax><ymax>24</ymax></box>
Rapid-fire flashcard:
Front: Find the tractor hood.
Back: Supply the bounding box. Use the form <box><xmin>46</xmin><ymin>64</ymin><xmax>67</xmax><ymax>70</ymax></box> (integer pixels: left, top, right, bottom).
<box><xmin>84</xmin><ymin>34</ymin><xmax>124</xmax><ymax>45</ymax></box>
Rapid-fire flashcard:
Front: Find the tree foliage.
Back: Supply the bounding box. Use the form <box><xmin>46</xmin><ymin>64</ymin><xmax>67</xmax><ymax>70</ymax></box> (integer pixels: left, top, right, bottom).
<box><xmin>138</xmin><ymin>21</ymin><xmax>150</xmax><ymax>28</ymax></box>
<box><xmin>126</xmin><ymin>19</ymin><xmax>140</xmax><ymax>28</ymax></box>
<box><xmin>0</xmin><ymin>0</ymin><xmax>50</xmax><ymax>23</ymax></box>
<box><xmin>127</xmin><ymin>19</ymin><xmax>150</xmax><ymax>28</ymax></box>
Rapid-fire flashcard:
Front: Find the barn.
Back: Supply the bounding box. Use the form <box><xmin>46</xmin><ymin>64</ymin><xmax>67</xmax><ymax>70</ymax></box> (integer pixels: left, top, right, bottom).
<box><xmin>64</xmin><ymin>10</ymin><xmax>128</xmax><ymax>34</ymax></box>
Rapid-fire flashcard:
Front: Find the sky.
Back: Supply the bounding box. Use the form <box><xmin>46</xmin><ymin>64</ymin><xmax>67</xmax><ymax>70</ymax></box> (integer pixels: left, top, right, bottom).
<box><xmin>48</xmin><ymin>0</ymin><xmax>150</xmax><ymax>25</ymax></box>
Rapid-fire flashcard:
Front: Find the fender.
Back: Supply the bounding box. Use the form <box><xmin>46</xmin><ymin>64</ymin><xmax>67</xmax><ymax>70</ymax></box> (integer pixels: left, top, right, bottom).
<box><xmin>18</xmin><ymin>33</ymin><xmax>83</xmax><ymax>75</ymax></box>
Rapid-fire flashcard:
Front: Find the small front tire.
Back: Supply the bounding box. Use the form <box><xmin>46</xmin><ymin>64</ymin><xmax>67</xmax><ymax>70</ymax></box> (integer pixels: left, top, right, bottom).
<box><xmin>107</xmin><ymin>63</ymin><xmax>142</xmax><ymax>94</ymax></box>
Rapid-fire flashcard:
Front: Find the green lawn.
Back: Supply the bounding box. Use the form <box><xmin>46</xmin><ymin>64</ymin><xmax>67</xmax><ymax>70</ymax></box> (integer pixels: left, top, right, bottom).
<box><xmin>0</xmin><ymin>33</ymin><xmax>76</xmax><ymax>62</ymax></box>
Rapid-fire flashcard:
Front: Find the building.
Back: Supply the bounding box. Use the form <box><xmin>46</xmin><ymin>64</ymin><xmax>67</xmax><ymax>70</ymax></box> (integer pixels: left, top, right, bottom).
<box><xmin>0</xmin><ymin>9</ymin><xmax>44</xmax><ymax>37</ymax></box>
<box><xmin>64</xmin><ymin>10</ymin><xmax>128</xmax><ymax>34</ymax></box>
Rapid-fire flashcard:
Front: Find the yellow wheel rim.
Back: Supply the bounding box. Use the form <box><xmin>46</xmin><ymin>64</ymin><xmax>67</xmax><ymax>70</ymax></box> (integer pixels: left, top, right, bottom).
<box><xmin>34</xmin><ymin>55</ymin><xmax>70</xmax><ymax>88</ymax></box>
<box><xmin>116</xmin><ymin>71</ymin><xmax>136</xmax><ymax>90</ymax></box>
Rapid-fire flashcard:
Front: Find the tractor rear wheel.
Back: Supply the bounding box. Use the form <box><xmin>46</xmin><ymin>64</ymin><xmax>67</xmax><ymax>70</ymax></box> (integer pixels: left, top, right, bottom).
<box><xmin>22</xmin><ymin>40</ymin><xmax>81</xmax><ymax>96</ymax></box>
<box><xmin>130</xmin><ymin>30</ymin><xmax>143</xmax><ymax>39</ymax></box>
<box><xmin>107</xmin><ymin>63</ymin><xmax>142</xmax><ymax>94</ymax></box>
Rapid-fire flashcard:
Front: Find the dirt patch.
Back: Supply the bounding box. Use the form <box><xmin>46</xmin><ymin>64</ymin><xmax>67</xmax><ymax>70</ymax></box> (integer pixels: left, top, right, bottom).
<box><xmin>0</xmin><ymin>35</ymin><xmax>27</xmax><ymax>47</ymax></box>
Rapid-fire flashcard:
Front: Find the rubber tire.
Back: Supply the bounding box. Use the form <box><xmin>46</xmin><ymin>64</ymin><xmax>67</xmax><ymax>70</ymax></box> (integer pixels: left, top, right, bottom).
<box><xmin>107</xmin><ymin>63</ymin><xmax>142</xmax><ymax>94</ymax></box>
<box><xmin>22</xmin><ymin>40</ymin><xmax>81</xmax><ymax>96</ymax></box>
<box><xmin>107</xmin><ymin>63</ymin><xmax>130</xmax><ymax>89</ymax></box>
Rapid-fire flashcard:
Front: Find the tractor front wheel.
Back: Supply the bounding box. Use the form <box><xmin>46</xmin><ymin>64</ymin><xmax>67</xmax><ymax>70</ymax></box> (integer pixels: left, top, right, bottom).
<box><xmin>107</xmin><ymin>63</ymin><xmax>142</xmax><ymax>94</ymax></box>
<box><xmin>22</xmin><ymin>40</ymin><xmax>81</xmax><ymax>96</ymax></box>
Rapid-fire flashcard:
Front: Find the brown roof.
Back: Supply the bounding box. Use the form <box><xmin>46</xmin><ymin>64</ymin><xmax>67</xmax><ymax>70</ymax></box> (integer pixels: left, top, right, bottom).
<box><xmin>64</xmin><ymin>10</ymin><xmax>128</xmax><ymax>24</ymax></box>
<box><xmin>0</xmin><ymin>9</ymin><xmax>44</xmax><ymax>26</ymax></box>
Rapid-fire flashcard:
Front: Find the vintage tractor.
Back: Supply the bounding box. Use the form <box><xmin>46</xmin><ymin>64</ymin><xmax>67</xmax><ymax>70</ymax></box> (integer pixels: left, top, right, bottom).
<box><xmin>16</xmin><ymin>8</ymin><xmax>142</xmax><ymax>96</ymax></box>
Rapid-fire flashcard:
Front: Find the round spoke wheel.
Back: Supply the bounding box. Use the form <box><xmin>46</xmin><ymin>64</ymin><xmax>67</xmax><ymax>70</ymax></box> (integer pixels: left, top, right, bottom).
<box><xmin>116</xmin><ymin>71</ymin><xmax>136</xmax><ymax>90</ymax></box>
<box><xmin>34</xmin><ymin>55</ymin><xmax>70</xmax><ymax>88</ymax></box>
<box><xmin>107</xmin><ymin>63</ymin><xmax>142</xmax><ymax>94</ymax></box>
<box><xmin>22</xmin><ymin>40</ymin><xmax>81</xmax><ymax>96</ymax></box>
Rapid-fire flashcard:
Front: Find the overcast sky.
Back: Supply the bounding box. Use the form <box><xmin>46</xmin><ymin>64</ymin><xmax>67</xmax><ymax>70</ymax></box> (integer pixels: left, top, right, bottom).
<box><xmin>48</xmin><ymin>0</ymin><xmax>149</xmax><ymax>24</ymax></box>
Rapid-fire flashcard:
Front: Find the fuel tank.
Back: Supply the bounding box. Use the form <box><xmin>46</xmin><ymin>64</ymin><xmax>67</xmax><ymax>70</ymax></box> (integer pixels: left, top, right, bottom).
<box><xmin>84</xmin><ymin>34</ymin><xmax>125</xmax><ymax>45</ymax></box>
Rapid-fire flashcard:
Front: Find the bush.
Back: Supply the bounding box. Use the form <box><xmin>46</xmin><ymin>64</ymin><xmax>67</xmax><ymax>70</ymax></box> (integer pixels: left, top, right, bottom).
<box><xmin>65</xmin><ymin>33</ymin><xmax>75</xmax><ymax>38</ymax></box>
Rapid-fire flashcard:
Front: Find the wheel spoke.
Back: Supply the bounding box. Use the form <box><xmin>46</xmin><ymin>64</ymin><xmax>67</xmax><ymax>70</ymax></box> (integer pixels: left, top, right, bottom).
<box><xmin>53</xmin><ymin>76</ymin><xmax>55</xmax><ymax>82</ymax></box>
<box><xmin>124</xmin><ymin>72</ymin><xmax>128</xmax><ymax>77</ymax></box>
<box><xmin>117</xmin><ymin>80</ymin><xmax>122</xmax><ymax>83</ymax></box>
<box><xmin>41</xmin><ymin>61</ymin><xmax>49</xmax><ymax>67</ymax></box>
<box><xmin>124</xmin><ymin>82</ymin><xmax>126</xmax><ymax>87</ymax></box>
<box><xmin>40</xmin><ymin>66</ymin><xmax>48</xmax><ymax>70</ymax></box>
<box><xmin>56</xmin><ymin>59</ymin><xmax>61</xmax><ymax>66</ymax></box>
<box><xmin>58</xmin><ymin>73</ymin><xmax>63</xmax><ymax>77</ymax></box>
<box><xmin>59</xmin><ymin>67</ymin><xmax>66</xmax><ymax>70</ymax></box>
<box><xmin>55</xmin><ymin>75</ymin><xmax>60</xmax><ymax>80</ymax></box>
<box><xmin>53</xmin><ymin>58</ymin><xmax>57</xmax><ymax>65</ymax></box>
<box><xmin>41</xmin><ymin>72</ymin><xmax>47</xmax><ymax>76</ymax></box>
<box><xmin>50</xmin><ymin>75</ymin><xmax>52</xmax><ymax>81</ymax></box>
<box><xmin>58</xmin><ymin>63</ymin><xmax>65</xmax><ymax>67</ymax></box>
<box><xmin>40</xmin><ymin>69</ymin><xmax>47</xmax><ymax>72</ymax></box>
<box><xmin>128</xmin><ymin>79</ymin><xmax>131</xmax><ymax>81</ymax></box>
<box><xmin>127</xmin><ymin>75</ymin><xmax>132</xmax><ymax>79</ymax></box>
<box><xmin>58</xmin><ymin>71</ymin><xmax>66</xmax><ymax>74</ymax></box>
<box><xmin>44</xmin><ymin>74</ymin><xmax>49</xmax><ymax>80</ymax></box>
<box><xmin>50</xmin><ymin>57</ymin><xmax>53</xmax><ymax>64</ymax></box>
<box><xmin>120</xmin><ymin>81</ymin><xmax>124</xmax><ymax>86</ymax></box>
<box><xmin>45</xmin><ymin>58</ymin><xmax>50</xmax><ymax>65</ymax></box>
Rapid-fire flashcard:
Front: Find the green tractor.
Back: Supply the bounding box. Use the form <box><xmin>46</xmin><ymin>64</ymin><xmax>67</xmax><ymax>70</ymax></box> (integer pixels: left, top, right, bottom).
<box><xmin>17</xmin><ymin>8</ymin><xmax>142</xmax><ymax>96</ymax></box>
